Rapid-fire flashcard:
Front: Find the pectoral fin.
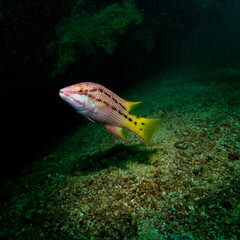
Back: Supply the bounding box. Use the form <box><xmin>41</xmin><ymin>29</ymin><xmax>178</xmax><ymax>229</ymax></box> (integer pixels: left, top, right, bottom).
<box><xmin>105</xmin><ymin>125</ymin><xmax>130</xmax><ymax>144</ymax></box>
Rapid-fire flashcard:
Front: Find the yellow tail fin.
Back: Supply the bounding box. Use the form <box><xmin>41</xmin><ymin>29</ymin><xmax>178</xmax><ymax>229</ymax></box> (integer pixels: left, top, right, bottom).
<box><xmin>129</xmin><ymin>117</ymin><xmax>164</xmax><ymax>145</ymax></box>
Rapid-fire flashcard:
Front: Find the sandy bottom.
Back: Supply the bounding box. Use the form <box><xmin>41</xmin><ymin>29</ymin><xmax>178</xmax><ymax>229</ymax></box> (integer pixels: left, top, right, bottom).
<box><xmin>1</xmin><ymin>65</ymin><xmax>240</xmax><ymax>239</ymax></box>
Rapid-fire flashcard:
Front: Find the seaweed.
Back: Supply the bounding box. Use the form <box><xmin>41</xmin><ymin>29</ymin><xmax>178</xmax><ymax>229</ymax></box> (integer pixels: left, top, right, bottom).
<box><xmin>52</xmin><ymin>0</ymin><xmax>142</xmax><ymax>76</ymax></box>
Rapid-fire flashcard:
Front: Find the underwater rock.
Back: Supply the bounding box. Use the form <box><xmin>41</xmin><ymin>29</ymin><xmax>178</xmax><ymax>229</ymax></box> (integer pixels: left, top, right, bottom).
<box><xmin>174</xmin><ymin>141</ymin><xmax>188</xmax><ymax>150</ymax></box>
<box><xmin>167</xmin><ymin>234</ymin><xmax>183</xmax><ymax>240</ymax></box>
<box><xmin>192</xmin><ymin>166</ymin><xmax>204</xmax><ymax>175</ymax></box>
<box><xmin>187</xmin><ymin>215</ymin><xmax>196</xmax><ymax>224</ymax></box>
<box><xmin>228</xmin><ymin>152</ymin><xmax>240</xmax><ymax>161</ymax></box>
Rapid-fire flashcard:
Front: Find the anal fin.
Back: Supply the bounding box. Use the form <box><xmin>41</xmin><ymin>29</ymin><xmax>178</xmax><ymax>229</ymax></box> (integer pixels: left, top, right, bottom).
<box><xmin>105</xmin><ymin>125</ymin><xmax>130</xmax><ymax>144</ymax></box>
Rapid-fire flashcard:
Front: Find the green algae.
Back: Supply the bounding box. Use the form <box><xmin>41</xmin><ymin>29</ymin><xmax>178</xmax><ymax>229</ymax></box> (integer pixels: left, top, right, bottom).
<box><xmin>52</xmin><ymin>52</ymin><xmax>76</xmax><ymax>77</ymax></box>
<box><xmin>52</xmin><ymin>0</ymin><xmax>142</xmax><ymax>76</ymax></box>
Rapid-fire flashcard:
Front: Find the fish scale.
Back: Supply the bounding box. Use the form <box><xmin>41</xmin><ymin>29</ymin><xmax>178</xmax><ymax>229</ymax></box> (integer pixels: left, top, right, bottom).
<box><xmin>59</xmin><ymin>82</ymin><xmax>164</xmax><ymax>145</ymax></box>
<box><xmin>81</xmin><ymin>83</ymin><xmax>133</xmax><ymax>126</ymax></box>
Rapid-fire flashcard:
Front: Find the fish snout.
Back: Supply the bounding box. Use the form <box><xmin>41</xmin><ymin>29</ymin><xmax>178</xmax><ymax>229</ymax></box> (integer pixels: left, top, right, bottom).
<box><xmin>59</xmin><ymin>87</ymin><xmax>93</xmax><ymax>111</ymax></box>
<box><xmin>59</xmin><ymin>89</ymin><xmax>69</xmax><ymax>100</ymax></box>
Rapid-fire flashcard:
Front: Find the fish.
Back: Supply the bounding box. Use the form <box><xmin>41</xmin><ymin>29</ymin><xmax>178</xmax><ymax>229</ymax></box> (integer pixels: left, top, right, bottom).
<box><xmin>59</xmin><ymin>82</ymin><xmax>164</xmax><ymax>145</ymax></box>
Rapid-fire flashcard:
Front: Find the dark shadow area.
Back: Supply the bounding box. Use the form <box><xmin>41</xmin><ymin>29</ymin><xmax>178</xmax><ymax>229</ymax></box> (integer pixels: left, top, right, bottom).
<box><xmin>0</xmin><ymin>143</ymin><xmax>157</xmax><ymax>203</ymax></box>
<box><xmin>72</xmin><ymin>144</ymin><xmax>157</xmax><ymax>174</ymax></box>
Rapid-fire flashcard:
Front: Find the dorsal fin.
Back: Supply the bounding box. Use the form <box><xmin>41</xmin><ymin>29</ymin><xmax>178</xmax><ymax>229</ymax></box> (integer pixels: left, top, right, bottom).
<box><xmin>124</xmin><ymin>101</ymin><xmax>142</xmax><ymax>112</ymax></box>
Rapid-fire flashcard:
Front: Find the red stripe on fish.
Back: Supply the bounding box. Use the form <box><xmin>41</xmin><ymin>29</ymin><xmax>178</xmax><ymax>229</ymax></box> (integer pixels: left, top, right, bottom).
<box><xmin>73</xmin><ymin>98</ymin><xmax>86</xmax><ymax>107</ymax></box>
<box><xmin>97</xmin><ymin>87</ymin><xmax>127</xmax><ymax>112</ymax></box>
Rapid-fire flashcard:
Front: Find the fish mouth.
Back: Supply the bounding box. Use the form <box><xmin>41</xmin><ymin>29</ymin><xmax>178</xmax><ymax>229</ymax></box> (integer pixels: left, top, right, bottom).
<box><xmin>59</xmin><ymin>90</ymin><xmax>72</xmax><ymax>103</ymax></box>
<box><xmin>59</xmin><ymin>90</ymin><xmax>69</xmax><ymax>99</ymax></box>
<box><xmin>59</xmin><ymin>90</ymin><xmax>92</xmax><ymax>111</ymax></box>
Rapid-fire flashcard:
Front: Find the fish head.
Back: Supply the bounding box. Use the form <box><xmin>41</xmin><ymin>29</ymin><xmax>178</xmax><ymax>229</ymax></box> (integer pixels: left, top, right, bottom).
<box><xmin>59</xmin><ymin>82</ymin><xmax>94</xmax><ymax>112</ymax></box>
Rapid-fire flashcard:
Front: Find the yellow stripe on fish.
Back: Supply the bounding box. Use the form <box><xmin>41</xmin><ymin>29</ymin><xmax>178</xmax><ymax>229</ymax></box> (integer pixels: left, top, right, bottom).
<box><xmin>59</xmin><ymin>82</ymin><xmax>164</xmax><ymax>145</ymax></box>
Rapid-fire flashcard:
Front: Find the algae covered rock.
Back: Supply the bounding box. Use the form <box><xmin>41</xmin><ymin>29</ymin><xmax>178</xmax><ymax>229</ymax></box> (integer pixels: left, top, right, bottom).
<box><xmin>52</xmin><ymin>0</ymin><xmax>142</xmax><ymax>76</ymax></box>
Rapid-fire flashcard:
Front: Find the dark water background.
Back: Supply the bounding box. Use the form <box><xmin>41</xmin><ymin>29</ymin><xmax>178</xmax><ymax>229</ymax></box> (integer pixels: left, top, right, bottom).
<box><xmin>1</xmin><ymin>0</ymin><xmax>240</xmax><ymax>183</ymax></box>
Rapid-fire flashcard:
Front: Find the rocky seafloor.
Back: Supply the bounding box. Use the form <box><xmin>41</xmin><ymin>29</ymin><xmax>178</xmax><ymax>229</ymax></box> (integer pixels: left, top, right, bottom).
<box><xmin>1</xmin><ymin>66</ymin><xmax>240</xmax><ymax>239</ymax></box>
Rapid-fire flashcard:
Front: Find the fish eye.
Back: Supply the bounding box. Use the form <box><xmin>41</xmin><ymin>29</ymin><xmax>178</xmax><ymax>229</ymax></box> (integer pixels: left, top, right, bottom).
<box><xmin>78</xmin><ymin>87</ymin><xmax>84</xmax><ymax>93</ymax></box>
